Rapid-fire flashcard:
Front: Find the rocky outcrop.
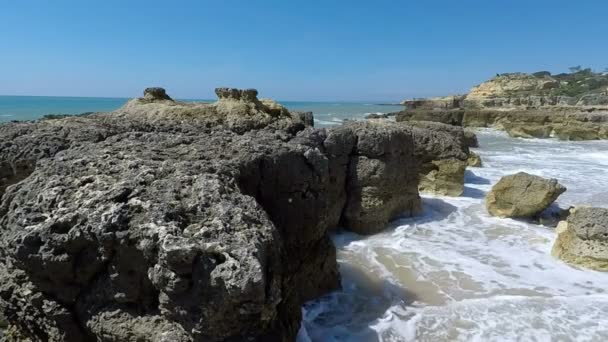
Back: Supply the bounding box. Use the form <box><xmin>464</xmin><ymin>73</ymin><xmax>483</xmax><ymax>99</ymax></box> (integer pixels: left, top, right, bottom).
<box><xmin>396</xmin><ymin>109</ymin><xmax>464</xmax><ymax>126</ymax></box>
<box><xmin>335</xmin><ymin>121</ymin><xmax>421</xmax><ymax>234</ymax></box>
<box><xmin>463</xmin><ymin>109</ymin><xmax>608</xmax><ymax>140</ymax></box>
<box><xmin>465</xmin><ymin>73</ymin><xmax>560</xmax><ymax>109</ymax></box>
<box><xmin>143</xmin><ymin>87</ymin><xmax>174</xmax><ymax>101</ymax></box>
<box><xmin>395</xmin><ymin>70</ymin><xmax>608</xmax><ymax>140</ymax></box>
<box><xmin>406</xmin><ymin>122</ymin><xmax>469</xmax><ymax>196</ymax></box>
<box><xmin>0</xmin><ymin>88</ymin><xmax>446</xmax><ymax>341</ymax></box>
<box><xmin>401</xmin><ymin>95</ymin><xmax>465</xmax><ymax>110</ymax></box>
<box><xmin>486</xmin><ymin>172</ymin><xmax>566</xmax><ymax>218</ymax></box>
<box><xmin>552</xmin><ymin>207</ymin><xmax>608</xmax><ymax>271</ymax></box>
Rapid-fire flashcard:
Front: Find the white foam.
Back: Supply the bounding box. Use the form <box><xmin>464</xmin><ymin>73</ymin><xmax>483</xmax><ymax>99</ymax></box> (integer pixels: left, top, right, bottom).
<box><xmin>300</xmin><ymin>129</ymin><xmax>608</xmax><ymax>341</ymax></box>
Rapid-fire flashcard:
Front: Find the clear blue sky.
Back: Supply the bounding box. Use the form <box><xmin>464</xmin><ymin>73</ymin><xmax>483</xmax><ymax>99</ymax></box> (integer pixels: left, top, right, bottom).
<box><xmin>1</xmin><ymin>0</ymin><xmax>607</xmax><ymax>101</ymax></box>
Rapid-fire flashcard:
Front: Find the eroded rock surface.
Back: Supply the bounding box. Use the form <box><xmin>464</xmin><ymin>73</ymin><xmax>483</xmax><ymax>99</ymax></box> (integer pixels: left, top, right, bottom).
<box><xmin>486</xmin><ymin>172</ymin><xmax>566</xmax><ymax>218</ymax></box>
<box><xmin>405</xmin><ymin>122</ymin><xmax>470</xmax><ymax>196</ymax></box>
<box><xmin>0</xmin><ymin>88</ymin><xmax>455</xmax><ymax>341</ymax></box>
<box><xmin>395</xmin><ymin>70</ymin><xmax>608</xmax><ymax>140</ymax></box>
<box><xmin>552</xmin><ymin>207</ymin><xmax>608</xmax><ymax>271</ymax></box>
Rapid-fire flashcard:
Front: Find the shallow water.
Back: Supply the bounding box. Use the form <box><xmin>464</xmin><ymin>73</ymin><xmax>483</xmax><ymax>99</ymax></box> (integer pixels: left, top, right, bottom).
<box><xmin>299</xmin><ymin>129</ymin><xmax>608</xmax><ymax>342</ymax></box>
<box><xmin>0</xmin><ymin>95</ymin><xmax>402</xmax><ymax>125</ymax></box>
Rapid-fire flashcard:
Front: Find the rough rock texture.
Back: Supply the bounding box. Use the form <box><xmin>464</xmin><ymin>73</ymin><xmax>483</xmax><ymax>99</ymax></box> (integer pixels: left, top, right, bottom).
<box><xmin>143</xmin><ymin>87</ymin><xmax>173</xmax><ymax>101</ymax></box>
<box><xmin>335</xmin><ymin>121</ymin><xmax>421</xmax><ymax>234</ymax></box>
<box><xmin>0</xmin><ymin>88</ymin><xmax>439</xmax><ymax>341</ymax></box>
<box><xmin>465</xmin><ymin>73</ymin><xmax>560</xmax><ymax>108</ymax></box>
<box><xmin>463</xmin><ymin>109</ymin><xmax>608</xmax><ymax>140</ymax></box>
<box><xmin>552</xmin><ymin>207</ymin><xmax>608</xmax><ymax>271</ymax></box>
<box><xmin>406</xmin><ymin>123</ymin><xmax>469</xmax><ymax>196</ymax></box>
<box><xmin>486</xmin><ymin>172</ymin><xmax>566</xmax><ymax>218</ymax></box>
<box><xmin>395</xmin><ymin>70</ymin><xmax>608</xmax><ymax>140</ymax></box>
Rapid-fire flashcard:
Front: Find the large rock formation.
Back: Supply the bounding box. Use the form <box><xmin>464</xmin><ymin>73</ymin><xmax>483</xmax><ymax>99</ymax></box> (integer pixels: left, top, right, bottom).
<box><xmin>401</xmin><ymin>95</ymin><xmax>465</xmax><ymax>110</ymax></box>
<box><xmin>404</xmin><ymin>122</ymin><xmax>469</xmax><ymax>196</ymax></box>
<box><xmin>552</xmin><ymin>207</ymin><xmax>608</xmax><ymax>271</ymax></box>
<box><xmin>0</xmin><ymin>87</ymin><xmax>461</xmax><ymax>341</ymax></box>
<box><xmin>486</xmin><ymin>172</ymin><xmax>566</xmax><ymax>218</ymax></box>
<box><xmin>333</xmin><ymin>121</ymin><xmax>421</xmax><ymax>234</ymax></box>
<box><xmin>394</xmin><ymin>70</ymin><xmax>608</xmax><ymax>140</ymax></box>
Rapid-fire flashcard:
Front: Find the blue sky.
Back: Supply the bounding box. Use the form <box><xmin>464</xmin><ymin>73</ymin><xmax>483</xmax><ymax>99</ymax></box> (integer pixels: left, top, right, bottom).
<box><xmin>1</xmin><ymin>0</ymin><xmax>607</xmax><ymax>101</ymax></box>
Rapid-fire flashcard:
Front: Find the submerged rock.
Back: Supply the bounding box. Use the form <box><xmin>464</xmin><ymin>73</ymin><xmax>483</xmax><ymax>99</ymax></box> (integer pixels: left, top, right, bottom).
<box><xmin>552</xmin><ymin>207</ymin><xmax>608</xmax><ymax>271</ymax></box>
<box><xmin>486</xmin><ymin>172</ymin><xmax>566</xmax><ymax>218</ymax></box>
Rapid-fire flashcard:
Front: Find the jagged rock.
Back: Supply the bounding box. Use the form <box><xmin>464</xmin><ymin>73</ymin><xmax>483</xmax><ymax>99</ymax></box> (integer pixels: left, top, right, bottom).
<box><xmin>0</xmin><ymin>129</ymin><xmax>344</xmax><ymax>341</ymax></box>
<box><xmin>486</xmin><ymin>172</ymin><xmax>566</xmax><ymax>218</ymax></box>
<box><xmin>400</xmin><ymin>121</ymin><xmax>470</xmax><ymax>152</ymax></box>
<box><xmin>335</xmin><ymin>121</ymin><xmax>421</xmax><ymax>234</ymax></box>
<box><xmin>143</xmin><ymin>87</ymin><xmax>173</xmax><ymax>101</ymax></box>
<box><xmin>467</xmin><ymin>152</ymin><xmax>482</xmax><ymax>167</ymax></box>
<box><xmin>407</xmin><ymin>124</ymin><xmax>469</xmax><ymax>196</ymax></box>
<box><xmin>0</xmin><ymin>87</ymin><xmax>450</xmax><ymax>341</ymax></box>
<box><xmin>465</xmin><ymin>73</ymin><xmax>560</xmax><ymax>108</ymax></box>
<box><xmin>552</xmin><ymin>207</ymin><xmax>608</xmax><ymax>271</ymax></box>
<box><xmin>293</xmin><ymin>111</ymin><xmax>314</xmax><ymax>127</ymax></box>
<box><xmin>398</xmin><ymin>69</ymin><xmax>608</xmax><ymax>140</ymax></box>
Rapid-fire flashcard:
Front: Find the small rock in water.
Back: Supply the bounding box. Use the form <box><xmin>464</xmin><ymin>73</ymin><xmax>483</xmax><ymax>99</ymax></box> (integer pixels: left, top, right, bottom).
<box><xmin>486</xmin><ymin>172</ymin><xmax>566</xmax><ymax>218</ymax></box>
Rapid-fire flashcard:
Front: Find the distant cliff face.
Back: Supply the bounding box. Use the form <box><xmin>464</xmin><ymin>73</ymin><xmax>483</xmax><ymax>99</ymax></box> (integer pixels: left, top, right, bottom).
<box><xmin>401</xmin><ymin>69</ymin><xmax>608</xmax><ymax>110</ymax></box>
<box><xmin>464</xmin><ymin>70</ymin><xmax>608</xmax><ymax>109</ymax></box>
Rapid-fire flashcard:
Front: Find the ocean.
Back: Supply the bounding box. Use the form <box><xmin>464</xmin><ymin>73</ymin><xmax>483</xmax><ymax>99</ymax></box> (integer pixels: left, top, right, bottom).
<box><xmin>0</xmin><ymin>95</ymin><xmax>404</xmax><ymax>126</ymax></box>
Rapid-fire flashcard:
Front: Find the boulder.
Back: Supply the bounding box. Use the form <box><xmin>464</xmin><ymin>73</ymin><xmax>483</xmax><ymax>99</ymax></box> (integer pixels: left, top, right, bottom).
<box><xmin>486</xmin><ymin>172</ymin><xmax>566</xmax><ymax>218</ymax></box>
<box><xmin>143</xmin><ymin>87</ymin><xmax>173</xmax><ymax>101</ymax></box>
<box><xmin>552</xmin><ymin>207</ymin><xmax>608</xmax><ymax>271</ymax></box>
<box><xmin>335</xmin><ymin>121</ymin><xmax>421</xmax><ymax>235</ymax></box>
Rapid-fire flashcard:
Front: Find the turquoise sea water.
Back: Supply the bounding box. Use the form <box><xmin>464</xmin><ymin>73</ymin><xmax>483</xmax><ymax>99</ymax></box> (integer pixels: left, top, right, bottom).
<box><xmin>0</xmin><ymin>95</ymin><xmax>404</xmax><ymax>127</ymax></box>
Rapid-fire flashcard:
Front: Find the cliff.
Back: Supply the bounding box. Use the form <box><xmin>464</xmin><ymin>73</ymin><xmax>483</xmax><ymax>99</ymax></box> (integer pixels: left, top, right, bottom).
<box><xmin>395</xmin><ymin>69</ymin><xmax>608</xmax><ymax>140</ymax></box>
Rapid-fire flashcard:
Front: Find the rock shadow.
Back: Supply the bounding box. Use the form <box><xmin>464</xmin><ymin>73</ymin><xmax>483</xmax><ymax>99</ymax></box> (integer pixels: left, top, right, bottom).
<box><xmin>461</xmin><ymin>186</ymin><xmax>486</xmax><ymax>199</ymax></box>
<box><xmin>464</xmin><ymin>170</ymin><xmax>491</xmax><ymax>185</ymax></box>
<box><xmin>300</xmin><ymin>261</ymin><xmax>418</xmax><ymax>341</ymax></box>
